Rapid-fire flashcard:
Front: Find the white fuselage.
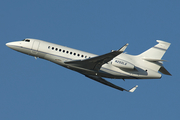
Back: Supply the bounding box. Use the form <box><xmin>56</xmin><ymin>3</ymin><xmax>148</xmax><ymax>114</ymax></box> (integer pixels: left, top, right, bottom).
<box><xmin>6</xmin><ymin>38</ymin><xmax>162</xmax><ymax>79</ymax></box>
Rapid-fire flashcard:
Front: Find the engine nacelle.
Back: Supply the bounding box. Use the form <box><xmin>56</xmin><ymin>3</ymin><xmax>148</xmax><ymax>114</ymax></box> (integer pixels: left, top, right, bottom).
<box><xmin>112</xmin><ymin>59</ymin><xmax>134</xmax><ymax>69</ymax></box>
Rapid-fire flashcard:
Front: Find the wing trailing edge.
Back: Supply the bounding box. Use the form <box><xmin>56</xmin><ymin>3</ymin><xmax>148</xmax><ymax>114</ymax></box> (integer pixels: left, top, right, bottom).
<box><xmin>85</xmin><ymin>75</ymin><xmax>138</xmax><ymax>92</ymax></box>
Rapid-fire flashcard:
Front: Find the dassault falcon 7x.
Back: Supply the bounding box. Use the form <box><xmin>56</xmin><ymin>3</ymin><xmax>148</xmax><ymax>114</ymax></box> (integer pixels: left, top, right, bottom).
<box><xmin>6</xmin><ymin>39</ymin><xmax>171</xmax><ymax>92</ymax></box>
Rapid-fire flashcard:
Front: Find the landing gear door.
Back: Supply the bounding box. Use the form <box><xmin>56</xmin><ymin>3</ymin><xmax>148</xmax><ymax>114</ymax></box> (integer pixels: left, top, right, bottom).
<box><xmin>31</xmin><ymin>41</ymin><xmax>40</xmax><ymax>54</ymax></box>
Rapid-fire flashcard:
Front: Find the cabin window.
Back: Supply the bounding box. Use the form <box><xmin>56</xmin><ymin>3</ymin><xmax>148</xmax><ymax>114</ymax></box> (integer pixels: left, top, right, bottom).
<box><xmin>70</xmin><ymin>52</ymin><xmax>72</xmax><ymax>54</ymax></box>
<box><xmin>77</xmin><ymin>54</ymin><xmax>80</xmax><ymax>56</ymax></box>
<box><xmin>85</xmin><ymin>56</ymin><xmax>87</xmax><ymax>58</ymax></box>
<box><xmin>81</xmin><ymin>55</ymin><xmax>84</xmax><ymax>57</ymax></box>
<box><xmin>55</xmin><ymin>48</ymin><xmax>58</xmax><ymax>51</ymax></box>
<box><xmin>59</xmin><ymin>49</ymin><xmax>61</xmax><ymax>52</ymax></box>
<box><xmin>74</xmin><ymin>53</ymin><xmax>76</xmax><ymax>55</ymax></box>
<box><xmin>48</xmin><ymin>46</ymin><xmax>50</xmax><ymax>49</ymax></box>
<box><xmin>66</xmin><ymin>51</ymin><xmax>69</xmax><ymax>53</ymax></box>
<box><xmin>63</xmin><ymin>50</ymin><xmax>65</xmax><ymax>53</ymax></box>
<box><xmin>52</xmin><ymin>47</ymin><xmax>54</xmax><ymax>50</ymax></box>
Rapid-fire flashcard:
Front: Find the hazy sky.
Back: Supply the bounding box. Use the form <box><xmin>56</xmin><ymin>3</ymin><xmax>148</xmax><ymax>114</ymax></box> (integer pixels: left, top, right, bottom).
<box><xmin>1</xmin><ymin>1</ymin><xmax>180</xmax><ymax>120</ymax></box>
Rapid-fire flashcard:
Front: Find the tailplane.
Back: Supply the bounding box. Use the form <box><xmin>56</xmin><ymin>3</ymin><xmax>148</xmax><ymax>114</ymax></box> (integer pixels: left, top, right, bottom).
<box><xmin>138</xmin><ymin>40</ymin><xmax>171</xmax><ymax>75</ymax></box>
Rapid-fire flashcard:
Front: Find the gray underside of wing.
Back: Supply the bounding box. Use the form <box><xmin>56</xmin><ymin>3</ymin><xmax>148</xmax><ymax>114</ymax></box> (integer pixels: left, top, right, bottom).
<box><xmin>85</xmin><ymin>75</ymin><xmax>138</xmax><ymax>92</ymax></box>
<box><xmin>85</xmin><ymin>75</ymin><xmax>125</xmax><ymax>91</ymax></box>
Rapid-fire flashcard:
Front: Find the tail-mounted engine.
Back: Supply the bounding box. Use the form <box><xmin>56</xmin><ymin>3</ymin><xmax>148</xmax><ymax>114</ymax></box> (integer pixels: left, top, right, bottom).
<box><xmin>112</xmin><ymin>58</ymin><xmax>134</xmax><ymax>69</ymax></box>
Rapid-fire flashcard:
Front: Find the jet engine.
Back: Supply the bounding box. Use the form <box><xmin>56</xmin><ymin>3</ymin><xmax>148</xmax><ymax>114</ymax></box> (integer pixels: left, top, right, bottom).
<box><xmin>112</xmin><ymin>59</ymin><xmax>134</xmax><ymax>69</ymax></box>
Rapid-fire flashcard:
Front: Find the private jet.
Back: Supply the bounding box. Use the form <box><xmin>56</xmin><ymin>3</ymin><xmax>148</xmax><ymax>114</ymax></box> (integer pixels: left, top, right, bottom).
<box><xmin>6</xmin><ymin>38</ymin><xmax>171</xmax><ymax>92</ymax></box>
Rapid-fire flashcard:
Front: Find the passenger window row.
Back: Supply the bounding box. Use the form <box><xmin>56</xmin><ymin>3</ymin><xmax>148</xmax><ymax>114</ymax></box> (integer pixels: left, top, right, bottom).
<box><xmin>48</xmin><ymin>46</ymin><xmax>88</xmax><ymax>58</ymax></box>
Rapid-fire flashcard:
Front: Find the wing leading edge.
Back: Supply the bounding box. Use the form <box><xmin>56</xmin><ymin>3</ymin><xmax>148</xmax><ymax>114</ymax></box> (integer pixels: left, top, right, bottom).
<box><xmin>85</xmin><ymin>75</ymin><xmax>138</xmax><ymax>92</ymax></box>
<box><xmin>65</xmin><ymin>43</ymin><xmax>129</xmax><ymax>71</ymax></box>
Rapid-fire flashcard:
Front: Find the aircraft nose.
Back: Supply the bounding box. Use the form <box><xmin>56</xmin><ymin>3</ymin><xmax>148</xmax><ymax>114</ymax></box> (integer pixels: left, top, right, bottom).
<box><xmin>6</xmin><ymin>42</ymin><xmax>12</xmax><ymax>47</ymax></box>
<box><xmin>6</xmin><ymin>41</ymin><xmax>22</xmax><ymax>50</ymax></box>
<box><xmin>6</xmin><ymin>42</ymin><xmax>17</xmax><ymax>49</ymax></box>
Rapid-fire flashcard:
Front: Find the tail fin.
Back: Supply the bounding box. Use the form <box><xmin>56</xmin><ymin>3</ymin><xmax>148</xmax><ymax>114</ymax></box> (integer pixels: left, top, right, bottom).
<box><xmin>138</xmin><ymin>40</ymin><xmax>171</xmax><ymax>75</ymax></box>
<box><xmin>139</xmin><ymin>40</ymin><xmax>171</xmax><ymax>60</ymax></box>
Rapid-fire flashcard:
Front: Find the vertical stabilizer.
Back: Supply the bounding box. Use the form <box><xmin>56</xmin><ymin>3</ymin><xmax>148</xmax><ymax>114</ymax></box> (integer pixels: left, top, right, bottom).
<box><xmin>139</xmin><ymin>40</ymin><xmax>171</xmax><ymax>60</ymax></box>
<box><xmin>138</xmin><ymin>40</ymin><xmax>171</xmax><ymax>73</ymax></box>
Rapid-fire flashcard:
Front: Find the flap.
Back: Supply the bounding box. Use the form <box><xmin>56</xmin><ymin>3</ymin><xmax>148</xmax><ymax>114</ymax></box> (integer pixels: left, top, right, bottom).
<box><xmin>85</xmin><ymin>75</ymin><xmax>138</xmax><ymax>92</ymax></box>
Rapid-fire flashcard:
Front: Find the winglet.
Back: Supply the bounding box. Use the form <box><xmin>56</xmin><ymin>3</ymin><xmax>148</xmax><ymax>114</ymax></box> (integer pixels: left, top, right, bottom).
<box><xmin>118</xmin><ymin>43</ymin><xmax>129</xmax><ymax>52</ymax></box>
<box><xmin>126</xmin><ymin>85</ymin><xmax>138</xmax><ymax>92</ymax></box>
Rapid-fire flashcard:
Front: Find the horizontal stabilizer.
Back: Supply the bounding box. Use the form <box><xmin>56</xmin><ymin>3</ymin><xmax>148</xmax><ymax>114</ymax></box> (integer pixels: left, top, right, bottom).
<box><xmin>143</xmin><ymin>58</ymin><xmax>167</xmax><ymax>62</ymax></box>
<box><xmin>159</xmin><ymin>66</ymin><xmax>172</xmax><ymax>76</ymax></box>
<box><xmin>138</xmin><ymin>40</ymin><xmax>171</xmax><ymax>72</ymax></box>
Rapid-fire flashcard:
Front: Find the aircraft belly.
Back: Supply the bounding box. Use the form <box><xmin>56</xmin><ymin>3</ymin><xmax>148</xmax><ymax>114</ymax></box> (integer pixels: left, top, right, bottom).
<box><xmin>44</xmin><ymin>54</ymin><xmax>66</xmax><ymax>65</ymax></box>
<box><xmin>17</xmin><ymin>47</ymin><xmax>31</xmax><ymax>55</ymax></box>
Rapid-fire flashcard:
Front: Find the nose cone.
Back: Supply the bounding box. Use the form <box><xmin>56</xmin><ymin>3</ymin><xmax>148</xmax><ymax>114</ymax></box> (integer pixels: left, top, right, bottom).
<box><xmin>6</xmin><ymin>41</ymin><xmax>22</xmax><ymax>50</ymax></box>
<box><xmin>6</xmin><ymin>42</ymin><xmax>14</xmax><ymax>49</ymax></box>
<box><xmin>6</xmin><ymin>42</ymin><xmax>13</xmax><ymax>47</ymax></box>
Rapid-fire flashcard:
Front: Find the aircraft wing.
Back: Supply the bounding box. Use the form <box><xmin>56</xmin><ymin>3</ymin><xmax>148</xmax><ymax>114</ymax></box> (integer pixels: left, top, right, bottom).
<box><xmin>65</xmin><ymin>43</ymin><xmax>128</xmax><ymax>70</ymax></box>
<box><xmin>85</xmin><ymin>75</ymin><xmax>138</xmax><ymax>92</ymax></box>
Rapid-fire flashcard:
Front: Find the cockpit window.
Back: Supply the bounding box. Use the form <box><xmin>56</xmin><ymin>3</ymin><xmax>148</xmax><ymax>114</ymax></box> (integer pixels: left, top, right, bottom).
<box><xmin>25</xmin><ymin>39</ymin><xmax>30</xmax><ymax>42</ymax></box>
<box><xmin>22</xmin><ymin>39</ymin><xmax>30</xmax><ymax>42</ymax></box>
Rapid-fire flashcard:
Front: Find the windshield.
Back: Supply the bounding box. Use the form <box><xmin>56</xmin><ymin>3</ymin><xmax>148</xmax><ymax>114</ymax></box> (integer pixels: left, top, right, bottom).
<box><xmin>22</xmin><ymin>39</ymin><xmax>30</xmax><ymax>42</ymax></box>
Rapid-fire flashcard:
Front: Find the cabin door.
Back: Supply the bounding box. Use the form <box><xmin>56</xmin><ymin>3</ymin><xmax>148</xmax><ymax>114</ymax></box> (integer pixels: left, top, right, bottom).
<box><xmin>31</xmin><ymin>41</ymin><xmax>40</xmax><ymax>54</ymax></box>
